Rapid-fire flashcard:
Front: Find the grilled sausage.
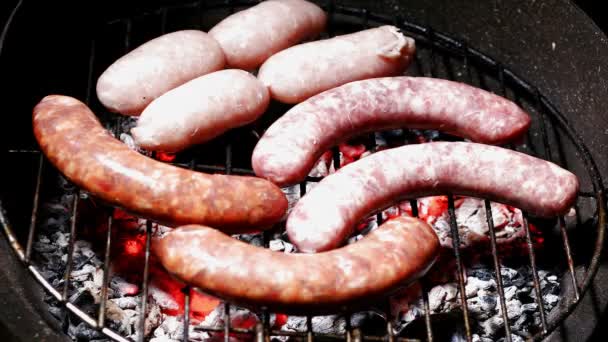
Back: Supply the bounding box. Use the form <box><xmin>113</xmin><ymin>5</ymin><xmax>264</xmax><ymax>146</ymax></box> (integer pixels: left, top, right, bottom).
<box><xmin>209</xmin><ymin>0</ymin><xmax>326</xmax><ymax>70</ymax></box>
<box><xmin>132</xmin><ymin>70</ymin><xmax>269</xmax><ymax>152</ymax></box>
<box><xmin>155</xmin><ymin>216</ymin><xmax>439</xmax><ymax>314</ymax></box>
<box><xmin>257</xmin><ymin>26</ymin><xmax>415</xmax><ymax>103</ymax></box>
<box><xmin>252</xmin><ymin>77</ymin><xmax>532</xmax><ymax>186</ymax></box>
<box><xmin>96</xmin><ymin>30</ymin><xmax>225</xmax><ymax>115</ymax></box>
<box><xmin>33</xmin><ymin>95</ymin><xmax>287</xmax><ymax>233</ymax></box>
<box><xmin>287</xmin><ymin>142</ymin><xmax>579</xmax><ymax>252</ymax></box>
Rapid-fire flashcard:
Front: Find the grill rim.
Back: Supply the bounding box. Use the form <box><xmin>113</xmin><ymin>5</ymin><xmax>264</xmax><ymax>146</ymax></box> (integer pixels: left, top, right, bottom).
<box><xmin>1</xmin><ymin>1</ymin><xmax>606</xmax><ymax>341</ymax></box>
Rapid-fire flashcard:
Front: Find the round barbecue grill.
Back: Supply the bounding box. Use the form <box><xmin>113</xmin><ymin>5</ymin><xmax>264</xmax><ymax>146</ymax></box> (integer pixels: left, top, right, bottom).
<box><xmin>1</xmin><ymin>0</ymin><xmax>606</xmax><ymax>341</ymax></box>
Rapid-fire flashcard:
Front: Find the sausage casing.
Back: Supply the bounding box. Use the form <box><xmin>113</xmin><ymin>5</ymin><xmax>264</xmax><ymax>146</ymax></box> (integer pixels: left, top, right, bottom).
<box><xmin>155</xmin><ymin>217</ymin><xmax>439</xmax><ymax>314</ymax></box>
<box><xmin>96</xmin><ymin>30</ymin><xmax>225</xmax><ymax>115</ymax></box>
<box><xmin>33</xmin><ymin>95</ymin><xmax>287</xmax><ymax>233</ymax></box>
<box><xmin>209</xmin><ymin>0</ymin><xmax>326</xmax><ymax>70</ymax></box>
<box><xmin>132</xmin><ymin>69</ymin><xmax>270</xmax><ymax>152</ymax></box>
<box><xmin>253</xmin><ymin>77</ymin><xmax>531</xmax><ymax>186</ymax></box>
<box><xmin>257</xmin><ymin>26</ymin><xmax>415</xmax><ymax>103</ymax></box>
<box><xmin>287</xmin><ymin>142</ymin><xmax>579</xmax><ymax>252</ymax></box>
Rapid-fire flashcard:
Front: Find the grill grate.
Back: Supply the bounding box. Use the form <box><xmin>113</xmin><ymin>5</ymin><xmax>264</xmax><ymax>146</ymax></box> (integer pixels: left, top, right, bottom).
<box><xmin>1</xmin><ymin>1</ymin><xmax>606</xmax><ymax>342</ymax></box>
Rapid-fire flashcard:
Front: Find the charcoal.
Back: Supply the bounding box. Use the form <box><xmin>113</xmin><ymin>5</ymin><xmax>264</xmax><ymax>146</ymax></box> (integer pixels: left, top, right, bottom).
<box><xmin>269</xmin><ymin>239</ymin><xmax>295</xmax><ymax>253</ymax></box>
<box><xmin>112</xmin><ymin>296</ymin><xmax>139</xmax><ymax>309</ymax></box>
<box><xmin>48</xmin><ymin>306</ymin><xmax>64</xmax><ymax>320</ymax></box>
<box><xmin>467</xmin><ymin>297</ymin><xmax>494</xmax><ymax>320</ymax></box>
<box><xmin>468</xmin><ymin>266</ymin><xmax>494</xmax><ymax>281</ymax></box>
<box><xmin>480</xmin><ymin>316</ymin><xmax>504</xmax><ymax>337</ymax></box>
<box><xmin>516</xmin><ymin>290</ymin><xmax>535</xmax><ymax>304</ymax></box>
<box><xmin>70</xmin><ymin>322</ymin><xmax>105</xmax><ymax>340</ymax></box>
<box><xmin>542</xmin><ymin>281</ymin><xmax>560</xmax><ymax>296</ymax></box>
<box><xmin>149</xmin><ymin>283</ymin><xmax>180</xmax><ymax>311</ymax></box>
<box><xmin>521</xmin><ymin>303</ymin><xmax>538</xmax><ymax>313</ymax></box>
<box><xmin>111</xmin><ymin>276</ymin><xmax>139</xmax><ymax>297</ymax></box>
<box><xmin>466</xmin><ymin>277</ymin><xmax>496</xmax><ymax>297</ymax></box>
<box><xmin>284</xmin><ymin>315</ymin><xmax>347</xmax><ymax>335</ymax></box>
<box><xmin>543</xmin><ymin>294</ymin><xmax>560</xmax><ymax>308</ymax></box>
<box><xmin>235</xmin><ymin>233</ymin><xmax>264</xmax><ymax>247</ymax></box>
<box><xmin>472</xmin><ymin>334</ymin><xmax>494</xmax><ymax>342</ymax></box>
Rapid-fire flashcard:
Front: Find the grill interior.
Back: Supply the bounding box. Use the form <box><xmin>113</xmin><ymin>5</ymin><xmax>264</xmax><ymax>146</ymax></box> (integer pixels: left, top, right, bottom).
<box><xmin>1</xmin><ymin>1</ymin><xmax>606</xmax><ymax>342</ymax></box>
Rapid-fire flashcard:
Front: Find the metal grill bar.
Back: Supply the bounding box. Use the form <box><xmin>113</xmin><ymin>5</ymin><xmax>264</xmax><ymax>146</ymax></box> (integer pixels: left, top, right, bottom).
<box><xmin>183</xmin><ymin>286</ymin><xmax>191</xmax><ymax>341</ymax></box>
<box><xmin>484</xmin><ymin>199</ymin><xmax>513</xmax><ymax>342</ymax></box>
<box><xmin>559</xmin><ymin>216</ymin><xmax>581</xmax><ymax>300</ymax></box>
<box><xmin>522</xmin><ymin>214</ymin><xmax>548</xmax><ymax>333</ymax></box>
<box><xmin>224</xmin><ymin>302</ymin><xmax>231</xmax><ymax>342</ymax></box>
<box><xmin>62</xmin><ymin>194</ymin><xmax>79</xmax><ymax>301</ymax></box>
<box><xmin>24</xmin><ymin>154</ymin><xmax>43</xmax><ymax>262</ymax></box>
<box><xmin>306</xmin><ymin>315</ymin><xmax>314</xmax><ymax>342</ymax></box>
<box><xmin>98</xmin><ymin>214</ymin><xmax>113</xmax><ymax>327</ymax></box>
<box><xmin>446</xmin><ymin>195</ymin><xmax>473</xmax><ymax>342</ymax></box>
<box><xmin>138</xmin><ymin>220</ymin><xmax>153</xmax><ymax>342</ymax></box>
<box><xmin>85</xmin><ymin>39</ymin><xmax>96</xmax><ymax>104</ymax></box>
<box><xmin>420</xmin><ymin>281</ymin><xmax>433</xmax><ymax>342</ymax></box>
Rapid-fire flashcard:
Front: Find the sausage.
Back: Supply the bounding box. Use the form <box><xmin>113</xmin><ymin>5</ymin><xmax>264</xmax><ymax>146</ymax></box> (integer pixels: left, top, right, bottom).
<box><xmin>252</xmin><ymin>77</ymin><xmax>532</xmax><ymax>186</ymax></box>
<box><xmin>257</xmin><ymin>26</ymin><xmax>415</xmax><ymax>103</ymax></box>
<box><xmin>287</xmin><ymin>142</ymin><xmax>579</xmax><ymax>252</ymax></box>
<box><xmin>131</xmin><ymin>70</ymin><xmax>269</xmax><ymax>152</ymax></box>
<box><xmin>155</xmin><ymin>216</ymin><xmax>439</xmax><ymax>314</ymax></box>
<box><xmin>33</xmin><ymin>95</ymin><xmax>287</xmax><ymax>233</ymax></box>
<box><xmin>208</xmin><ymin>0</ymin><xmax>326</xmax><ymax>70</ymax></box>
<box><xmin>96</xmin><ymin>30</ymin><xmax>225</xmax><ymax>116</ymax></box>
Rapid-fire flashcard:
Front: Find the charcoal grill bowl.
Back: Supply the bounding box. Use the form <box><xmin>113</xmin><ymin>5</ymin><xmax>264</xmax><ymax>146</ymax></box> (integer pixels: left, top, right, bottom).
<box><xmin>1</xmin><ymin>0</ymin><xmax>608</xmax><ymax>341</ymax></box>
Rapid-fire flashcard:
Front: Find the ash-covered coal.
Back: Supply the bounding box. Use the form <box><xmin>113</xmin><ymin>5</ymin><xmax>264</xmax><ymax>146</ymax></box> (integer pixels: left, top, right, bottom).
<box><xmin>391</xmin><ymin>264</ymin><xmax>561</xmax><ymax>341</ymax></box>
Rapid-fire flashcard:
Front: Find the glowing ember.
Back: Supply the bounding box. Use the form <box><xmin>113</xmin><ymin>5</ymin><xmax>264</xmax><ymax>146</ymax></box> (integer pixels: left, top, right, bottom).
<box><xmin>339</xmin><ymin>142</ymin><xmax>366</xmax><ymax>166</ymax></box>
<box><xmin>155</xmin><ymin>151</ymin><xmax>176</xmax><ymax>162</ymax></box>
<box><xmin>124</xmin><ymin>239</ymin><xmax>143</xmax><ymax>256</ymax></box>
<box><xmin>150</xmin><ymin>267</ymin><xmax>220</xmax><ymax>320</ymax></box>
<box><xmin>273</xmin><ymin>313</ymin><xmax>288</xmax><ymax>329</ymax></box>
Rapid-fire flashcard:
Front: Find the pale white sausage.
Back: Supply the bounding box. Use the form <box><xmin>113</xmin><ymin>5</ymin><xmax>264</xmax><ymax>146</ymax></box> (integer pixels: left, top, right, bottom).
<box><xmin>96</xmin><ymin>30</ymin><xmax>225</xmax><ymax>116</ymax></box>
<box><xmin>257</xmin><ymin>25</ymin><xmax>415</xmax><ymax>103</ymax></box>
<box><xmin>209</xmin><ymin>0</ymin><xmax>326</xmax><ymax>70</ymax></box>
<box><xmin>131</xmin><ymin>69</ymin><xmax>269</xmax><ymax>152</ymax></box>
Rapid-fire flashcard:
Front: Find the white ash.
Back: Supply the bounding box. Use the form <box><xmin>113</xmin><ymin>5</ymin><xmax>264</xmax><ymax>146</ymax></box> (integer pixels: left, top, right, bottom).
<box><xmin>431</xmin><ymin>198</ymin><xmax>525</xmax><ymax>249</ymax></box>
<box><xmin>34</xmin><ymin>191</ymin><xmax>165</xmax><ymax>341</ymax></box>
<box><xmin>392</xmin><ymin>264</ymin><xmax>562</xmax><ymax>340</ymax></box>
<box><xmin>347</xmin><ymin>197</ymin><xmax>525</xmax><ymax>249</ymax></box>
<box><xmin>282</xmin><ymin>312</ymin><xmax>374</xmax><ymax>335</ymax></box>
<box><xmin>269</xmin><ymin>239</ymin><xmax>295</xmax><ymax>253</ymax></box>
<box><xmin>281</xmin><ymin>182</ymin><xmax>318</xmax><ymax>217</ymax></box>
<box><xmin>149</xmin><ymin>282</ymin><xmax>180</xmax><ymax>311</ymax></box>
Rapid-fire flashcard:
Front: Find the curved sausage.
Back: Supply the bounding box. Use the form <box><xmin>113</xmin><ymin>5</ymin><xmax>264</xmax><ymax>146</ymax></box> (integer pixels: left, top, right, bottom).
<box><xmin>33</xmin><ymin>95</ymin><xmax>287</xmax><ymax>233</ymax></box>
<box><xmin>257</xmin><ymin>26</ymin><xmax>415</xmax><ymax>103</ymax></box>
<box><xmin>155</xmin><ymin>217</ymin><xmax>439</xmax><ymax>314</ymax></box>
<box><xmin>287</xmin><ymin>142</ymin><xmax>579</xmax><ymax>252</ymax></box>
<box><xmin>132</xmin><ymin>69</ymin><xmax>269</xmax><ymax>152</ymax></box>
<box><xmin>252</xmin><ymin>77</ymin><xmax>532</xmax><ymax>186</ymax></box>
<box><xmin>96</xmin><ymin>30</ymin><xmax>225</xmax><ymax>116</ymax></box>
<box><xmin>209</xmin><ymin>0</ymin><xmax>326</xmax><ymax>70</ymax></box>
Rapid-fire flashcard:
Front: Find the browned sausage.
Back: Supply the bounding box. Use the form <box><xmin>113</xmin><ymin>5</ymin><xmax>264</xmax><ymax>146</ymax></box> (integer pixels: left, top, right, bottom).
<box><xmin>33</xmin><ymin>95</ymin><xmax>287</xmax><ymax>233</ymax></box>
<box><xmin>155</xmin><ymin>216</ymin><xmax>439</xmax><ymax>314</ymax></box>
<box><xmin>252</xmin><ymin>77</ymin><xmax>531</xmax><ymax>186</ymax></box>
<box><xmin>287</xmin><ymin>142</ymin><xmax>579</xmax><ymax>252</ymax></box>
